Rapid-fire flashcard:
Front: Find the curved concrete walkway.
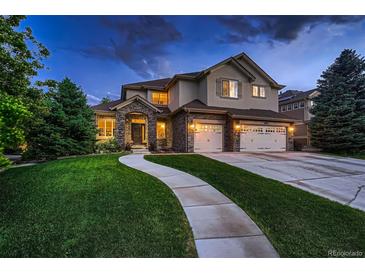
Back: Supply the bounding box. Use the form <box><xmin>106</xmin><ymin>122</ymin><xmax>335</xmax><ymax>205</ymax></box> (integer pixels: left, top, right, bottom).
<box><xmin>119</xmin><ymin>154</ymin><xmax>278</xmax><ymax>258</ymax></box>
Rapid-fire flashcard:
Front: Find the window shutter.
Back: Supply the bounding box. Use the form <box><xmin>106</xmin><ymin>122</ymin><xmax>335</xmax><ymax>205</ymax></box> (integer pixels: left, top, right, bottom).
<box><xmin>216</xmin><ymin>78</ymin><xmax>222</xmax><ymax>96</ymax></box>
<box><xmin>237</xmin><ymin>81</ymin><xmax>242</xmax><ymax>98</ymax></box>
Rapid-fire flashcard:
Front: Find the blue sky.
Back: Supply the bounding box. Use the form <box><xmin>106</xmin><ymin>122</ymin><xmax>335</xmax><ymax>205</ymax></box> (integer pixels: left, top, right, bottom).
<box><xmin>22</xmin><ymin>16</ymin><xmax>365</xmax><ymax>105</ymax></box>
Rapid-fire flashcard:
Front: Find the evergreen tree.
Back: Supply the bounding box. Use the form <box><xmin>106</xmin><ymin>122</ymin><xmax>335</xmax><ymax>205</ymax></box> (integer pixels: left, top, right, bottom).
<box><xmin>101</xmin><ymin>96</ymin><xmax>112</xmax><ymax>104</ymax></box>
<box><xmin>310</xmin><ymin>49</ymin><xmax>365</xmax><ymax>152</ymax></box>
<box><xmin>25</xmin><ymin>78</ymin><xmax>97</xmax><ymax>159</ymax></box>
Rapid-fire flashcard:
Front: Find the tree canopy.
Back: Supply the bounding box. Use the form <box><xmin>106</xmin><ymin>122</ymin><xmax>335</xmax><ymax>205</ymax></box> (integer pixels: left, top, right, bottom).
<box><xmin>24</xmin><ymin>78</ymin><xmax>97</xmax><ymax>159</ymax></box>
<box><xmin>310</xmin><ymin>49</ymin><xmax>365</xmax><ymax>152</ymax></box>
<box><xmin>0</xmin><ymin>15</ymin><xmax>49</xmax><ymax>166</ymax></box>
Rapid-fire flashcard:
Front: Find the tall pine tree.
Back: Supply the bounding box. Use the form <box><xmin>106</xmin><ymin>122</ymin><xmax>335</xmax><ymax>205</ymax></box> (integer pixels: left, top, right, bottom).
<box><xmin>310</xmin><ymin>49</ymin><xmax>365</xmax><ymax>152</ymax></box>
<box><xmin>25</xmin><ymin>78</ymin><xmax>97</xmax><ymax>159</ymax></box>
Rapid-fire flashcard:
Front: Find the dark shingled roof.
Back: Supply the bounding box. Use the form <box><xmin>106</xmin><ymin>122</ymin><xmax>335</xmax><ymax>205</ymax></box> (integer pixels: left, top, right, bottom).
<box><xmin>182</xmin><ymin>100</ymin><xmax>295</xmax><ymax>121</ymax></box>
<box><xmin>279</xmin><ymin>89</ymin><xmax>317</xmax><ymax>104</ymax></box>
<box><xmin>123</xmin><ymin>78</ymin><xmax>171</xmax><ymax>89</ymax></box>
<box><xmin>91</xmin><ymin>99</ymin><xmax>123</xmax><ymax>111</ymax></box>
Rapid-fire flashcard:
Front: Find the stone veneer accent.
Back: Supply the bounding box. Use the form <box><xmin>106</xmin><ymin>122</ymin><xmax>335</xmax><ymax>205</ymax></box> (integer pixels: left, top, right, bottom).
<box><xmin>225</xmin><ymin>117</ymin><xmax>240</xmax><ymax>152</ymax></box>
<box><xmin>171</xmin><ymin>111</ymin><xmax>187</xmax><ymax>152</ymax></box>
<box><xmin>116</xmin><ymin>100</ymin><xmax>157</xmax><ymax>150</ymax></box>
<box><xmin>156</xmin><ymin>117</ymin><xmax>173</xmax><ymax>150</ymax></box>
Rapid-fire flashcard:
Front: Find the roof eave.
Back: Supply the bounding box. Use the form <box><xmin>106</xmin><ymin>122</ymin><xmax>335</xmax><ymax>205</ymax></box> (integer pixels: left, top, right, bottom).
<box><xmin>230</xmin><ymin>114</ymin><xmax>297</xmax><ymax>123</ymax></box>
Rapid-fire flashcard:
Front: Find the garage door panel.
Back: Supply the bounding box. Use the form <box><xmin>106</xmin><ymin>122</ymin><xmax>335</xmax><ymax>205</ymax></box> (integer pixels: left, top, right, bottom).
<box><xmin>194</xmin><ymin>124</ymin><xmax>223</xmax><ymax>153</ymax></box>
<box><xmin>240</xmin><ymin>126</ymin><xmax>286</xmax><ymax>152</ymax></box>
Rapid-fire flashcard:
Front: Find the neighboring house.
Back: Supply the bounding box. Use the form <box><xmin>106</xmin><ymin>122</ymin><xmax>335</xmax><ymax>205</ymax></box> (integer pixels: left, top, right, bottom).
<box><xmin>91</xmin><ymin>52</ymin><xmax>297</xmax><ymax>153</ymax></box>
<box><xmin>278</xmin><ymin>89</ymin><xmax>319</xmax><ymax>150</ymax></box>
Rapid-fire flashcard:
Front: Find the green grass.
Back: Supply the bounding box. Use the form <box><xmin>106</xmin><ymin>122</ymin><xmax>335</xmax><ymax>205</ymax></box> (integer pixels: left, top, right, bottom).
<box><xmin>0</xmin><ymin>154</ymin><xmax>196</xmax><ymax>258</ymax></box>
<box><xmin>145</xmin><ymin>154</ymin><xmax>365</xmax><ymax>258</ymax></box>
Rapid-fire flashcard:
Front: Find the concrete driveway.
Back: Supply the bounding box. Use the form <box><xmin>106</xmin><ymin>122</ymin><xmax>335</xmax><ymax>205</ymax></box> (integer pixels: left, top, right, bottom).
<box><xmin>203</xmin><ymin>152</ymin><xmax>365</xmax><ymax>212</ymax></box>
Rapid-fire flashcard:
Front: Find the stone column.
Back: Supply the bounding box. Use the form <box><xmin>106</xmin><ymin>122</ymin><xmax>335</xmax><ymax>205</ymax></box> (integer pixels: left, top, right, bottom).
<box><xmin>116</xmin><ymin>111</ymin><xmax>125</xmax><ymax>149</ymax></box>
<box><xmin>147</xmin><ymin>114</ymin><xmax>157</xmax><ymax>150</ymax></box>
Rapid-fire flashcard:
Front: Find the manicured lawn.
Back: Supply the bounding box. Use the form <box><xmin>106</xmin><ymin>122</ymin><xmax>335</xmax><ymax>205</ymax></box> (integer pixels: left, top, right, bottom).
<box><xmin>0</xmin><ymin>154</ymin><xmax>196</xmax><ymax>257</ymax></box>
<box><xmin>145</xmin><ymin>154</ymin><xmax>365</xmax><ymax>258</ymax></box>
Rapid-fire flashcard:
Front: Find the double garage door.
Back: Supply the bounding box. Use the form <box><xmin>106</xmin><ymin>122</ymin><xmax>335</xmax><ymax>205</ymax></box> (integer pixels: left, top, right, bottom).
<box><xmin>193</xmin><ymin>123</ymin><xmax>286</xmax><ymax>152</ymax></box>
<box><xmin>240</xmin><ymin>126</ymin><xmax>286</xmax><ymax>152</ymax></box>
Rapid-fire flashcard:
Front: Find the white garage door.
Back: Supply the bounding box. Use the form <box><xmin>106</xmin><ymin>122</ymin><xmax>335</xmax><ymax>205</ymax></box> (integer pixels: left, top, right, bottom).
<box><xmin>194</xmin><ymin>124</ymin><xmax>223</xmax><ymax>152</ymax></box>
<box><xmin>240</xmin><ymin>126</ymin><xmax>286</xmax><ymax>152</ymax></box>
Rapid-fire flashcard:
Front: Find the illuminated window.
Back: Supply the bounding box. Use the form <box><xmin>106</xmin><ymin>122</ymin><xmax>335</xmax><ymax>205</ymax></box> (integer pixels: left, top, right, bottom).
<box><xmin>97</xmin><ymin>117</ymin><xmax>116</xmax><ymax>138</ymax></box>
<box><xmin>222</xmin><ymin>79</ymin><xmax>238</xmax><ymax>98</ymax></box>
<box><xmin>157</xmin><ymin>121</ymin><xmax>166</xmax><ymax>139</ymax></box>
<box><xmin>252</xmin><ymin>85</ymin><xmax>266</xmax><ymax>98</ymax></box>
<box><xmin>152</xmin><ymin>92</ymin><xmax>168</xmax><ymax>105</ymax></box>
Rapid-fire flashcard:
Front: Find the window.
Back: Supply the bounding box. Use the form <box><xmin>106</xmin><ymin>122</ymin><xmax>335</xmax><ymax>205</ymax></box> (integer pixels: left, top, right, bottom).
<box><xmin>293</xmin><ymin>102</ymin><xmax>299</xmax><ymax>109</ymax></box>
<box><xmin>252</xmin><ymin>85</ymin><xmax>266</xmax><ymax>98</ymax></box>
<box><xmin>97</xmin><ymin>117</ymin><xmax>116</xmax><ymax>137</ymax></box>
<box><xmin>299</xmin><ymin>101</ymin><xmax>305</xmax><ymax>108</ymax></box>
<box><xmin>287</xmin><ymin>104</ymin><xmax>292</xmax><ymax>111</ymax></box>
<box><xmin>281</xmin><ymin>105</ymin><xmax>286</xmax><ymax>112</ymax></box>
<box><xmin>152</xmin><ymin>92</ymin><xmax>168</xmax><ymax>105</ymax></box>
<box><xmin>310</xmin><ymin>100</ymin><xmax>315</xmax><ymax>107</ymax></box>
<box><xmin>222</xmin><ymin>79</ymin><xmax>238</xmax><ymax>98</ymax></box>
<box><xmin>157</xmin><ymin>121</ymin><xmax>166</xmax><ymax>139</ymax></box>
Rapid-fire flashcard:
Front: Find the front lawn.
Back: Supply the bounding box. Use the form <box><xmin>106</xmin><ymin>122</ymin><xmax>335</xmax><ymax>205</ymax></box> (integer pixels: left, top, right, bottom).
<box><xmin>0</xmin><ymin>154</ymin><xmax>196</xmax><ymax>257</ymax></box>
<box><xmin>145</xmin><ymin>154</ymin><xmax>365</xmax><ymax>258</ymax></box>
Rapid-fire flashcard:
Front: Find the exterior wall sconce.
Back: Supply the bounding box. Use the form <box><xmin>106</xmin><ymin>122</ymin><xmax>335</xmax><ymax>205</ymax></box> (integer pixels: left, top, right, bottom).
<box><xmin>288</xmin><ymin>126</ymin><xmax>294</xmax><ymax>136</ymax></box>
<box><xmin>235</xmin><ymin>124</ymin><xmax>241</xmax><ymax>131</ymax></box>
<box><xmin>189</xmin><ymin>124</ymin><xmax>195</xmax><ymax>130</ymax></box>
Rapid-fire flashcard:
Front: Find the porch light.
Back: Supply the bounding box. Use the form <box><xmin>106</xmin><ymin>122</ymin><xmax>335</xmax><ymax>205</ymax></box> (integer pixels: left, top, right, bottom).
<box><xmin>160</xmin><ymin>123</ymin><xmax>165</xmax><ymax>128</ymax></box>
<box><xmin>189</xmin><ymin>124</ymin><xmax>195</xmax><ymax>129</ymax></box>
<box><xmin>235</xmin><ymin>124</ymin><xmax>241</xmax><ymax>131</ymax></box>
<box><xmin>288</xmin><ymin>126</ymin><xmax>294</xmax><ymax>132</ymax></box>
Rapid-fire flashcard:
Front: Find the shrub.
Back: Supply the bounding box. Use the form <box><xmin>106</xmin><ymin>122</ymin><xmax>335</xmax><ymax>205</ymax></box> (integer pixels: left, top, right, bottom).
<box><xmin>94</xmin><ymin>138</ymin><xmax>121</xmax><ymax>154</ymax></box>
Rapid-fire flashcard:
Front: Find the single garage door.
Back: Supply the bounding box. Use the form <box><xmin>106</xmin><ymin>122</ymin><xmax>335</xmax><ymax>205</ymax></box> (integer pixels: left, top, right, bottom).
<box><xmin>194</xmin><ymin>124</ymin><xmax>223</xmax><ymax>152</ymax></box>
<box><xmin>240</xmin><ymin>126</ymin><xmax>286</xmax><ymax>152</ymax></box>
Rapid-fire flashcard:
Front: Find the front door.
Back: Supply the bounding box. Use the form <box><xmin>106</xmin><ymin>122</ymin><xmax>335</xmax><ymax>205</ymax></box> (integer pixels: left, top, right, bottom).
<box><xmin>132</xmin><ymin>123</ymin><xmax>143</xmax><ymax>144</ymax></box>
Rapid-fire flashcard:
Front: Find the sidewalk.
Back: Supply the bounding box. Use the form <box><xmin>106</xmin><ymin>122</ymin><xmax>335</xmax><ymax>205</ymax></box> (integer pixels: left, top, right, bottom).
<box><xmin>119</xmin><ymin>154</ymin><xmax>278</xmax><ymax>258</ymax></box>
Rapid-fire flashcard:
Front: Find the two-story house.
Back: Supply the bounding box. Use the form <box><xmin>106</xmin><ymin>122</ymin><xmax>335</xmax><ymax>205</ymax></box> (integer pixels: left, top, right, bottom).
<box><xmin>278</xmin><ymin>89</ymin><xmax>319</xmax><ymax>150</ymax></box>
<box><xmin>92</xmin><ymin>52</ymin><xmax>296</xmax><ymax>152</ymax></box>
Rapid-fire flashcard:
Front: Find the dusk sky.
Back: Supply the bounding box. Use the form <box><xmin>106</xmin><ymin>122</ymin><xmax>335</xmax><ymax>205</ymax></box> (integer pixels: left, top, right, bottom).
<box><xmin>22</xmin><ymin>15</ymin><xmax>365</xmax><ymax>105</ymax></box>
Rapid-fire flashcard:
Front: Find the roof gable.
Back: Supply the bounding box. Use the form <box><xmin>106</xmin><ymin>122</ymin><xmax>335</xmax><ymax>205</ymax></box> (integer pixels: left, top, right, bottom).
<box><xmin>110</xmin><ymin>95</ymin><xmax>162</xmax><ymax>112</ymax></box>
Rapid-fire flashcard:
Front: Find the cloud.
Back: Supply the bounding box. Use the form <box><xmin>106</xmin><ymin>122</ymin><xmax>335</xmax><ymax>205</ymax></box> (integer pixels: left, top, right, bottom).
<box><xmin>79</xmin><ymin>16</ymin><xmax>182</xmax><ymax>79</ymax></box>
<box><xmin>216</xmin><ymin>16</ymin><xmax>365</xmax><ymax>44</ymax></box>
<box><xmin>86</xmin><ymin>94</ymin><xmax>101</xmax><ymax>105</ymax></box>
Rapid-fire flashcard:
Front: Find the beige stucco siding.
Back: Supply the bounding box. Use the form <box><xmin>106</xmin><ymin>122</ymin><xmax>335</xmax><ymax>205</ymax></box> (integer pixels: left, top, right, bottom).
<box><xmin>168</xmin><ymin>83</ymin><xmax>180</xmax><ymax>111</ymax></box>
<box><xmin>198</xmin><ymin>78</ymin><xmax>208</xmax><ymax>104</ymax></box>
<box><xmin>125</xmin><ymin>89</ymin><xmax>147</xmax><ymax>100</ymax></box>
<box><xmin>178</xmin><ymin>80</ymin><xmax>199</xmax><ymax>107</ymax></box>
<box><xmin>206</xmin><ymin>63</ymin><xmax>279</xmax><ymax>112</ymax></box>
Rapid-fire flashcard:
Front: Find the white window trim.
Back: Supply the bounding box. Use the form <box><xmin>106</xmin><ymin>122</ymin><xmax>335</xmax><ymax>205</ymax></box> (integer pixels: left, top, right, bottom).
<box><xmin>252</xmin><ymin>85</ymin><xmax>266</xmax><ymax>99</ymax></box>
<box><xmin>97</xmin><ymin>117</ymin><xmax>116</xmax><ymax>139</ymax></box>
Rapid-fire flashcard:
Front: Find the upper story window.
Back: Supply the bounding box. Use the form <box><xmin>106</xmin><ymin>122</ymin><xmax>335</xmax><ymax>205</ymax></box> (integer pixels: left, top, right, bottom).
<box><xmin>287</xmin><ymin>104</ymin><xmax>292</xmax><ymax>111</ymax></box>
<box><xmin>281</xmin><ymin>105</ymin><xmax>286</xmax><ymax>112</ymax></box>
<box><xmin>252</xmin><ymin>85</ymin><xmax>266</xmax><ymax>98</ymax></box>
<box><xmin>299</xmin><ymin>101</ymin><xmax>305</xmax><ymax>108</ymax></box>
<box><xmin>221</xmin><ymin>79</ymin><xmax>238</xmax><ymax>98</ymax></box>
<box><xmin>293</xmin><ymin>102</ymin><xmax>299</xmax><ymax>109</ymax></box>
<box><xmin>97</xmin><ymin>116</ymin><xmax>116</xmax><ymax>138</ymax></box>
<box><xmin>152</xmin><ymin>91</ymin><xmax>168</xmax><ymax>105</ymax></box>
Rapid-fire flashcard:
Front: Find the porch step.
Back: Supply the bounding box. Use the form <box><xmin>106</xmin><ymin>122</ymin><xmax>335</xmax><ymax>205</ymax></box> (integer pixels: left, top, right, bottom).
<box><xmin>131</xmin><ymin>148</ymin><xmax>151</xmax><ymax>154</ymax></box>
